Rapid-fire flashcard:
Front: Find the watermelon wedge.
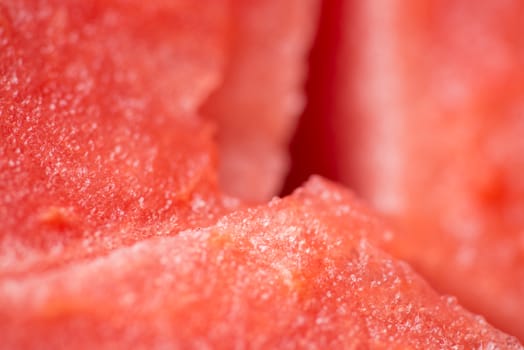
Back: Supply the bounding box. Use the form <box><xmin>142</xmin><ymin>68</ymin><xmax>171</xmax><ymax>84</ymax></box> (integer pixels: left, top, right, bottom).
<box><xmin>0</xmin><ymin>0</ymin><xmax>235</xmax><ymax>276</ymax></box>
<box><xmin>201</xmin><ymin>0</ymin><xmax>320</xmax><ymax>202</ymax></box>
<box><xmin>2</xmin><ymin>177</ymin><xmax>521</xmax><ymax>349</ymax></box>
<box><xmin>331</xmin><ymin>0</ymin><xmax>524</xmax><ymax>339</ymax></box>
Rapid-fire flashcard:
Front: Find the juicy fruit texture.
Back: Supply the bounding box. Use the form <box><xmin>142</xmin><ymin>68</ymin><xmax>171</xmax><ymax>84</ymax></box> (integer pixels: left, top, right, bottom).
<box><xmin>202</xmin><ymin>0</ymin><xmax>320</xmax><ymax>202</ymax></box>
<box><xmin>1</xmin><ymin>1</ymin><xmax>522</xmax><ymax>348</ymax></box>
<box><xmin>335</xmin><ymin>0</ymin><xmax>524</xmax><ymax>339</ymax></box>
<box><xmin>0</xmin><ymin>0</ymin><xmax>233</xmax><ymax>276</ymax></box>
<box><xmin>1</xmin><ymin>177</ymin><xmax>521</xmax><ymax>349</ymax></box>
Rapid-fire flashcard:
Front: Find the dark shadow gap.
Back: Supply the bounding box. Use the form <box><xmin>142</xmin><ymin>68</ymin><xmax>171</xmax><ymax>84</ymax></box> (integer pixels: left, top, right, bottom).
<box><xmin>281</xmin><ymin>0</ymin><xmax>346</xmax><ymax>195</ymax></box>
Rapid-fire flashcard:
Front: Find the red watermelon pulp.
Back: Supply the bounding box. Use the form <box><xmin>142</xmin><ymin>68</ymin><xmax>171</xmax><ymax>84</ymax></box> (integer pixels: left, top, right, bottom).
<box><xmin>1</xmin><ymin>0</ymin><xmax>523</xmax><ymax>348</ymax></box>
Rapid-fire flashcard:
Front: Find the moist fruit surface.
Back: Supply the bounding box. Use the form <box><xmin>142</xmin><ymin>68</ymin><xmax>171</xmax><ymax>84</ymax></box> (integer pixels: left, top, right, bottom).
<box><xmin>2</xmin><ymin>178</ymin><xmax>521</xmax><ymax>349</ymax></box>
<box><xmin>332</xmin><ymin>0</ymin><xmax>524</xmax><ymax>339</ymax></box>
<box><xmin>0</xmin><ymin>0</ymin><xmax>233</xmax><ymax>276</ymax></box>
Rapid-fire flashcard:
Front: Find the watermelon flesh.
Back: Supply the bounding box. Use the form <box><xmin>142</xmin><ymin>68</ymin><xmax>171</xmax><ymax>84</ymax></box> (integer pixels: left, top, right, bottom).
<box><xmin>0</xmin><ymin>0</ymin><xmax>523</xmax><ymax>347</ymax></box>
<box><xmin>0</xmin><ymin>0</ymin><xmax>236</xmax><ymax>277</ymax></box>
<box><xmin>201</xmin><ymin>0</ymin><xmax>320</xmax><ymax>202</ymax></box>
<box><xmin>1</xmin><ymin>177</ymin><xmax>521</xmax><ymax>349</ymax></box>
<box><xmin>332</xmin><ymin>0</ymin><xmax>524</xmax><ymax>339</ymax></box>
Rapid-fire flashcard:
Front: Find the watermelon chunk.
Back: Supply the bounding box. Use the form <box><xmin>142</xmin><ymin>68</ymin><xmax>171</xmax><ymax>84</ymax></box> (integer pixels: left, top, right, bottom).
<box><xmin>2</xmin><ymin>1</ymin><xmax>522</xmax><ymax>347</ymax></box>
<box><xmin>332</xmin><ymin>0</ymin><xmax>524</xmax><ymax>339</ymax></box>
<box><xmin>1</xmin><ymin>177</ymin><xmax>521</xmax><ymax>348</ymax></box>
<box><xmin>0</xmin><ymin>0</ymin><xmax>235</xmax><ymax>276</ymax></box>
<box><xmin>202</xmin><ymin>0</ymin><xmax>320</xmax><ymax>202</ymax></box>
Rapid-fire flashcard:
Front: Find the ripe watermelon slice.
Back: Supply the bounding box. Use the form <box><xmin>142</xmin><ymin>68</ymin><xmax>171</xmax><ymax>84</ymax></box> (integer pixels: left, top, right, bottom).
<box><xmin>1</xmin><ymin>1</ymin><xmax>522</xmax><ymax>348</ymax></box>
<box><xmin>201</xmin><ymin>0</ymin><xmax>320</xmax><ymax>202</ymax></box>
<box><xmin>0</xmin><ymin>0</ymin><xmax>235</xmax><ymax>276</ymax></box>
<box><xmin>332</xmin><ymin>0</ymin><xmax>524</xmax><ymax>339</ymax></box>
<box><xmin>1</xmin><ymin>177</ymin><xmax>521</xmax><ymax>349</ymax></box>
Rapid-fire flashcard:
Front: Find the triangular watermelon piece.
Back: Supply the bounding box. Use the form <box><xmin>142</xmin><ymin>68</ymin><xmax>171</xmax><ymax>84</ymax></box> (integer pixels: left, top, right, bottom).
<box><xmin>1</xmin><ymin>178</ymin><xmax>521</xmax><ymax>348</ymax></box>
